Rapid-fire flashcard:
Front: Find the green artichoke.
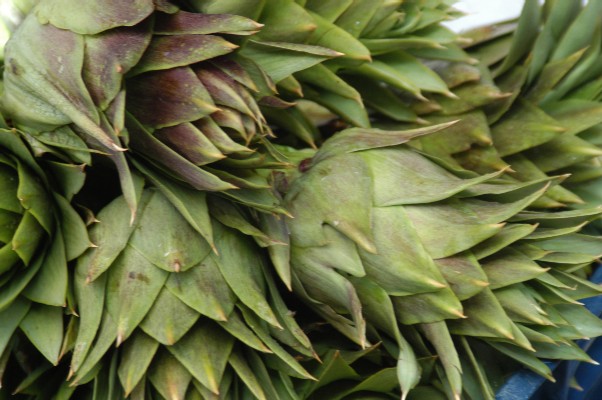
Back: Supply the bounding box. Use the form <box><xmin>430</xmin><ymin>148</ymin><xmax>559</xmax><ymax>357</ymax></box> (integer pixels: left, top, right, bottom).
<box><xmin>276</xmin><ymin>125</ymin><xmax>602</xmax><ymax>399</ymax></box>
<box><xmin>51</xmin><ymin>181</ymin><xmax>314</xmax><ymax>399</ymax></box>
<box><xmin>0</xmin><ymin>124</ymin><xmax>90</xmax><ymax>377</ymax></box>
<box><xmin>1</xmin><ymin>1</ymin><xmax>601</xmax><ymax>400</ymax></box>
<box><xmin>380</xmin><ymin>0</ymin><xmax>602</xmax><ymax>212</ymax></box>
<box><xmin>186</xmin><ymin>0</ymin><xmax>465</xmax><ymax>147</ymax></box>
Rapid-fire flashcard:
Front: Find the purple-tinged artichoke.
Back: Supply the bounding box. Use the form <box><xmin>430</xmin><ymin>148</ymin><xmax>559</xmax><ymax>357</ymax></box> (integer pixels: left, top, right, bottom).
<box><xmin>1</xmin><ymin>0</ymin><xmax>301</xmax><ymax>217</ymax></box>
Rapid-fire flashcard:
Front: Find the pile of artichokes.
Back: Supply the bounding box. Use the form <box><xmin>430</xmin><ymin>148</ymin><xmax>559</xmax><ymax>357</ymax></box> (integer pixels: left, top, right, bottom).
<box><xmin>0</xmin><ymin>1</ymin><xmax>600</xmax><ymax>399</ymax></box>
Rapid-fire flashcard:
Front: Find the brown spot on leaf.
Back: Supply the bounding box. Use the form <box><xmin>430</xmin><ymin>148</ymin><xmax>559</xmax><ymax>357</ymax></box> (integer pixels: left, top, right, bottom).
<box><xmin>128</xmin><ymin>271</ymin><xmax>150</xmax><ymax>283</ymax></box>
<box><xmin>299</xmin><ymin>158</ymin><xmax>312</xmax><ymax>173</ymax></box>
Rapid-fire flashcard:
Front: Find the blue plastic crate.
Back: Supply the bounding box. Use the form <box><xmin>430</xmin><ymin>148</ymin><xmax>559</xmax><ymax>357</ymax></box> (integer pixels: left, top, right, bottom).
<box><xmin>496</xmin><ymin>267</ymin><xmax>602</xmax><ymax>400</ymax></box>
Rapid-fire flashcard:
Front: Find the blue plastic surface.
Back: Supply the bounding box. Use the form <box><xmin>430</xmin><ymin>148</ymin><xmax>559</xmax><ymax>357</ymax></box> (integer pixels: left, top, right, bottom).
<box><xmin>495</xmin><ymin>362</ymin><xmax>556</xmax><ymax>400</ymax></box>
<box><xmin>496</xmin><ymin>267</ymin><xmax>602</xmax><ymax>400</ymax></box>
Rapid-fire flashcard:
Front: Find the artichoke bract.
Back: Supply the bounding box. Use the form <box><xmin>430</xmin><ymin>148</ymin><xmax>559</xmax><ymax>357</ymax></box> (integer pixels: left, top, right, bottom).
<box><xmin>60</xmin><ymin>185</ymin><xmax>314</xmax><ymax>399</ymax></box>
<box><xmin>0</xmin><ymin>125</ymin><xmax>89</xmax><ymax>370</ymax></box>
<box><xmin>1</xmin><ymin>0</ymin><xmax>305</xmax><ymax>217</ymax></box>
<box><xmin>278</xmin><ymin>125</ymin><xmax>602</xmax><ymax>399</ymax></box>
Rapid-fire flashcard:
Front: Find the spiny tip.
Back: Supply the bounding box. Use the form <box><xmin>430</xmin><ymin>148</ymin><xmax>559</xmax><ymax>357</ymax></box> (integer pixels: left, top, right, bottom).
<box><xmin>532</xmin><ymin>317</ymin><xmax>548</xmax><ymax>325</ymax></box>
<box><xmin>209</xmin><ymin>386</ymin><xmax>220</xmax><ymax>396</ymax></box>
<box><xmin>444</xmin><ymin>91</ymin><xmax>460</xmax><ymax>100</ymax></box>
<box><xmin>427</xmin><ymin>279</ymin><xmax>448</xmax><ymax>289</ymax></box>
<box><xmin>494</xmin><ymin>92</ymin><xmax>514</xmax><ymax>99</ymax></box>
<box><xmin>110</xmin><ymin>142</ymin><xmax>127</xmax><ymax>152</ymax></box>
<box><xmin>456</xmin><ymin>37</ymin><xmax>473</xmax><ymax>45</ymax></box>
<box><xmin>416</xmin><ymin>92</ymin><xmax>429</xmax><ymax>102</ymax></box>
<box><xmin>480</xmin><ymin>137</ymin><xmax>493</xmax><ymax>146</ymax></box>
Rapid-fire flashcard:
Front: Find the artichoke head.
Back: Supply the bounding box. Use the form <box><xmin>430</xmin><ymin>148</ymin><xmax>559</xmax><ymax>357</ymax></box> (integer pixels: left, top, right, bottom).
<box><xmin>196</xmin><ymin>0</ymin><xmax>465</xmax><ymax>145</ymax></box>
<box><xmin>280</xmin><ymin>124</ymin><xmax>602</xmax><ymax>399</ymax></box>
<box><xmin>389</xmin><ymin>0</ymin><xmax>602</xmax><ymax>212</ymax></box>
<box><xmin>64</xmin><ymin>184</ymin><xmax>314</xmax><ymax>399</ymax></box>
<box><xmin>0</xmin><ymin>127</ymin><xmax>89</xmax><ymax>370</ymax></box>
<box><xmin>1</xmin><ymin>0</ymin><xmax>292</xmax><ymax>217</ymax></box>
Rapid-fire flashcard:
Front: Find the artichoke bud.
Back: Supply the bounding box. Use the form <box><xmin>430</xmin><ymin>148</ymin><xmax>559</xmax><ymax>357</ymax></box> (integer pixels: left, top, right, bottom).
<box><xmin>0</xmin><ymin>135</ymin><xmax>52</xmax><ymax>270</ymax></box>
<box><xmin>0</xmin><ymin>128</ymin><xmax>89</xmax><ymax>367</ymax></box>
<box><xmin>69</xmin><ymin>186</ymin><xmax>313</xmax><ymax>396</ymax></box>
<box><xmin>1</xmin><ymin>1</ymin><xmax>286</xmax><ymax>216</ymax></box>
<box><xmin>285</xmin><ymin>125</ymin><xmax>506</xmax><ymax>328</ymax></box>
<box><xmin>222</xmin><ymin>0</ymin><xmax>466</xmax><ymax>145</ymax></box>
<box><xmin>282</xmin><ymin>124</ymin><xmax>602</xmax><ymax>397</ymax></box>
<box><xmin>407</xmin><ymin>0</ymin><xmax>602</xmax><ymax>212</ymax></box>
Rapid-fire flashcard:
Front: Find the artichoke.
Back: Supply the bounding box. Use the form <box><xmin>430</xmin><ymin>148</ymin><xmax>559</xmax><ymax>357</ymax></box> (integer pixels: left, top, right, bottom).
<box><xmin>380</xmin><ymin>0</ymin><xmax>602</xmax><ymax>212</ymax></box>
<box><xmin>3</xmin><ymin>177</ymin><xmax>315</xmax><ymax>398</ymax></box>
<box><xmin>0</xmin><ymin>124</ymin><xmax>90</xmax><ymax>378</ymax></box>
<box><xmin>58</xmin><ymin>181</ymin><xmax>313</xmax><ymax>399</ymax></box>
<box><xmin>277</xmin><ymin>125</ymin><xmax>602</xmax><ymax>399</ymax></box>
<box><xmin>186</xmin><ymin>0</ymin><xmax>465</xmax><ymax>146</ymax></box>
<box><xmin>0</xmin><ymin>2</ymin><xmax>324</xmax><ymax>397</ymax></box>
<box><xmin>0</xmin><ymin>1</ymin><xmax>601</xmax><ymax>399</ymax></box>
<box><xmin>1</xmin><ymin>0</ymin><xmax>336</xmax><ymax>217</ymax></box>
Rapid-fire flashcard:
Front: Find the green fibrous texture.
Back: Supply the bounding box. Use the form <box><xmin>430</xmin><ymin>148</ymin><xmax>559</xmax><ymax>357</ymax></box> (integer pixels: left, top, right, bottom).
<box><xmin>280</xmin><ymin>126</ymin><xmax>602</xmax><ymax>399</ymax></box>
